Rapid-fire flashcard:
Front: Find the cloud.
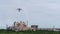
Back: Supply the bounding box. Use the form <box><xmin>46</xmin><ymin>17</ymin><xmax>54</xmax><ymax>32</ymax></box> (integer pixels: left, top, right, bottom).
<box><xmin>0</xmin><ymin>0</ymin><xmax>60</xmax><ymax>28</ymax></box>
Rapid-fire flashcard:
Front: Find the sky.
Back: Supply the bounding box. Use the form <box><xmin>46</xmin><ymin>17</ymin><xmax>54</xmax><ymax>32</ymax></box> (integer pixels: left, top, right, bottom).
<box><xmin>0</xmin><ymin>0</ymin><xmax>60</xmax><ymax>29</ymax></box>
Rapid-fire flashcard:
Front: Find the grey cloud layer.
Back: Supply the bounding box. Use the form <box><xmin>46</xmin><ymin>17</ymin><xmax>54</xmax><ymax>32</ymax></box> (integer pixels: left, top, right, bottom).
<box><xmin>0</xmin><ymin>0</ymin><xmax>60</xmax><ymax>28</ymax></box>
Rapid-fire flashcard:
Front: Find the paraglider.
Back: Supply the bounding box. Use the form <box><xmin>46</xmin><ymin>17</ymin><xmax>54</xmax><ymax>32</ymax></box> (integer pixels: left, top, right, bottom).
<box><xmin>17</xmin><ymin>8</ymin><xmax>22</xmax><ymax>12</ymax></box>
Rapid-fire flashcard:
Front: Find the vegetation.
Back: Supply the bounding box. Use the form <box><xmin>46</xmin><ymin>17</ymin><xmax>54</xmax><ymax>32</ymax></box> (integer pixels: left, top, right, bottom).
<box><xmin>0</xmin><ymin>29</ymin><xmax>60</xmax><ymax>34</ymax></box>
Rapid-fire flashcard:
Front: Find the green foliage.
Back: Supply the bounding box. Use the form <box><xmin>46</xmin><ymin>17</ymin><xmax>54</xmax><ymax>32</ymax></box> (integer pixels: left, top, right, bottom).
<box><xmin>0</xmin><ymin>29</ymin><xmax>60</xmax><ymax>34</ymax></box>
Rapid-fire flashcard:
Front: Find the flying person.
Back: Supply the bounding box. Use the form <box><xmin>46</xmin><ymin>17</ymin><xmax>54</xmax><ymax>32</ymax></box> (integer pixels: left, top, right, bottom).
<box><xmin>17</xmin><ymin>8</ymin><xmax>22</xmax><ymax>12</ymax></box>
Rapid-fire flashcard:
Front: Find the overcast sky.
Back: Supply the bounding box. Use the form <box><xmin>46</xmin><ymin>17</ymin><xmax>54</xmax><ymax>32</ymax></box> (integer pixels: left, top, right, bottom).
<box><xmin>0</xmin><ymin>0</ymin><xmax>60</xmax><ymax>29</ymax></box>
